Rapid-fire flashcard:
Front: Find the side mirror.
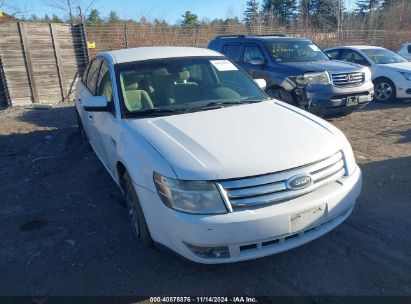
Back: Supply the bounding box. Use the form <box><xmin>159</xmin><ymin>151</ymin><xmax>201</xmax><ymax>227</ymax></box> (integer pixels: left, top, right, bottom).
<box><xmin>254</xmin><ymin>79</ymin><xmax>266</xmax><ymax>91</ymax></box>
<box><xmin>250</xmin><ymin>57</ymin><xmax>266</xmax><ymax>66</ymax></box>
<box><xmin>83</xmin><ymin>96</ymin><xmax>109</xmax><ymax>112</ymax></box>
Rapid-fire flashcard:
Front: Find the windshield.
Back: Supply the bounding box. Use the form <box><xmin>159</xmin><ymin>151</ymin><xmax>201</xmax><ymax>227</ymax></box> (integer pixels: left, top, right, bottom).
<box><xmin>116</xmin><ymin>56</ymin><xmax>267</xmax><ymax>117</ymax></box>
<box><xmin>362</xmin><ymin>48</ymin><xmax>407</xmax><ymax>64</ymax></box>
<box><xmin>265</xmin><ymin>40</ymin><xmax>329</xmax><ymax>62</ymax></box>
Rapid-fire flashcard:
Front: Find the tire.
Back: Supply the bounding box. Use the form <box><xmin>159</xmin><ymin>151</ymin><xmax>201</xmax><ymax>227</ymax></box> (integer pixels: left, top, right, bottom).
<box><xmin>341</xmin><ymin>109</ymin><xmax>353</xmax><ymax>117</ymax></box>
<box><xmin>76</xmin><ymin>111</ymin><xmax>92</xmax><ymax>150</ymax></box>
<box><xmin>267</xmin><ymin>86</ymin><xmax>295</xmax><ymax>105</ymax></box>
<box><xmin>121</xmin><ymin>172</ymin><xmax>153</xmax><ymax>248</ymax></box>
<box><xmin>373</xmin><ymin>78</ymin><xmax>396</xmax><ymax>103</ymax></box>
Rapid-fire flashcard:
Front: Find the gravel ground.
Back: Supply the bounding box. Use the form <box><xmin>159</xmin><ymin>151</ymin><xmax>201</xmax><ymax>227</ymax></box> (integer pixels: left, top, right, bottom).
<box><xmin>0</xmin><ymin>101</ymin><xmax>410</xmax><ymax>297</ymax></box>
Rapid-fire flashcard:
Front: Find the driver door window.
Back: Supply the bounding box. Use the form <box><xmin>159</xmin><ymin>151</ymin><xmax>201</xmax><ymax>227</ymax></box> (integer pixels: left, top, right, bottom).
<box><xmin>96</xmin><ymin>61</ymin><xmax>114</xmax><ymax>113</ymax></box>
<box><xmin>86</xmin><ymin>59</ymin><xmax>102</xmax><ymax>94</ymax></box>
<box><xmin>243</xmin><ymin>45</ymin><xmax>265</xmax><ymax>63</ymax></box>
<box><xmin>326</xmin><ymin>49</ymin><xmax>340</xmax><ymax>60</ymax></box>
<box><xmin>340</xmin><ymin>50</ymin><xmax>370</xmax><ymax>66</ymax></box>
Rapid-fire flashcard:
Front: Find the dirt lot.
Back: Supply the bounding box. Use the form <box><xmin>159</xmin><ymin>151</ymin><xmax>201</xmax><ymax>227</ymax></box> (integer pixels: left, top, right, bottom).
<box><xmin>0</xmin><ymin>101</ymin><xmax>410</xmax><ymax>297</ymax></box>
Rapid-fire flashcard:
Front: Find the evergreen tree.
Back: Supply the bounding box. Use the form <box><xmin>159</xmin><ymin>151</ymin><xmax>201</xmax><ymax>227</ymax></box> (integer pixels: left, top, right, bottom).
<box><xmin>108</xmin><ymin>11</ymin><xmax>120</xmax><ymax>23</ymax></box>
<box><xmin>43</xmin><ymin>14</ymin><xmax>51</xmax><ymax>22</ymax></box>
<box><xmin>181</xmin><ymin>11</ymin><xmax>199</xmax><ymax>28</ymax></box>
<box><xmin>153</xmin><ymin>18</ymin><xmax>168</xmax><ymax>26</ymax></box>
<box><xmin>225</xmin><ymin>17</ymin><xmax>241</xmax><ymax>26</ymax></box>
<box><xmin>299</xmin><ymin>0</ymin><xmax>313</xmax><ymax>26</ymax></box>
<box><xmin>87</xmin><ymin>9</ymin><xmax>103</xmax><ymax>25</ymax></box>
<box><xmin>298</xmin><ymin>0</ymin><xmax>345</xmax><ymax>30</ymax></box>
<box><xmin>261</xmin><ymin>0</ymin><xmax>297</xmax><ymax>25</ymax></box>
<box><xmin>310</xmin><ymin>0</ymin><xmax>345</xmax><ymax>29</ymax></box>
<box><xmin>243</xmin><ymin>0</ymin><xmax>260</xmax><ymax>26</ymax></box>
<box><xmin>29</xmin><ymin>14</ymin><xmax>39</xmax><ymax>22</ymax></box>
<box><xmin>355</xmin><ymin>0</ymin><xmax>382</xmax><ymax>15</ymax></box>
<box><xmin>51</xmin><ymin>14</ymin><xmax>63</xmax><ymax>23</ymax></box>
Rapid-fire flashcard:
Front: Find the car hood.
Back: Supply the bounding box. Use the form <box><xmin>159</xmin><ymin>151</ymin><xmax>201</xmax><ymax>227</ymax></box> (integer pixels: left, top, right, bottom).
<box><xmin>127</xmin><ymin>101</ymin><xmax>346</xmax><ymax>180</ymax></box>
<box><xmin>379</xmin><ymin>61</ymin><xmax>411</xmax><ymax>71</ymax></box>
<box><xmin>284</xmin><ymin>60</ymin><xmax>363</xmax><ymax>74</ymax></box>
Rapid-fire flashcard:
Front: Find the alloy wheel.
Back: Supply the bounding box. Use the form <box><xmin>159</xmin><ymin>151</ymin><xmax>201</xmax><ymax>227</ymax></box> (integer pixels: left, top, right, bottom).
<box><xmin>375</xmin><ymin>82</ymin><xmax>393</xmax><ymax>101</ymax></box>
<box><xmin>126</xmin><ymin>185</ymin><xmax>140</xmax><ymax>238</ymax></box>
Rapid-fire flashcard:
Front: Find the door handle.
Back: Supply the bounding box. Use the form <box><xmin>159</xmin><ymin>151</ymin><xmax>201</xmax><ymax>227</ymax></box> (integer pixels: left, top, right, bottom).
<box><xmin>88</xmin><ymin>114</ymin><xmax>93</xmax><ymax>120</ymax></box>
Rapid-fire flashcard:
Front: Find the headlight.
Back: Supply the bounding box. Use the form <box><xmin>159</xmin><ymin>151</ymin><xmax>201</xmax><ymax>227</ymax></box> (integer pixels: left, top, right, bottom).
<box><xmin>153</xmin><ymin>172</ymin><xmax>227</xmax><ymax>214</ymax></box>
<box><xmin>400</xmin><ymin>71</ymin><xmax>411</xmax><ymax>81</ymax></box>
<box><xmin>296</xmin><ymin>71</ymin><xmax>331</xmax><ymax>86</ymax></box>
<box><xmin>342</xmin><ymin>143</ymin><xmax>357</xmax><ymax>176</ymax></box>
<box><xmin>362</xmin><ymin>67</ymin><xmax>372</xmax><ymax>81</ymax></box>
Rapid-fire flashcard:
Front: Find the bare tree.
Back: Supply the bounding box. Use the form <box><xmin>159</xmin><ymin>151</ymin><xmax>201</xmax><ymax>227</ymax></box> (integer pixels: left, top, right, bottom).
<box><xmin>0</xmin><ymin>0</ymin><xmax>26</xmax><ymax>17</ymax></box>
<box><xmin>45</xmin><ymin>0</ymin><xmax>96</xmax><ymax>25</ymax></box>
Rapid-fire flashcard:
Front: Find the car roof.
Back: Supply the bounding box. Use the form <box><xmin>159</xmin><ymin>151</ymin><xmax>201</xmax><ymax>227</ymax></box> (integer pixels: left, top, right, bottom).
<box><xmin>213</xmin><ymin>35</ymin><xmax>309</xmax><ymax>42</ymax></box>
<box><xmin>327</xmin><ymin>45</ymin><xmax>385</xmax><ymax>51</ymax></box>
<box><xmin>101</xmin><ymin>47</ymin><xmax>223</xmax><ymax>64</ymax></box>
<box><xmin>249</xmin><ymin>36</ymin><xmax>307</xmax><ymax>41</ymax></box>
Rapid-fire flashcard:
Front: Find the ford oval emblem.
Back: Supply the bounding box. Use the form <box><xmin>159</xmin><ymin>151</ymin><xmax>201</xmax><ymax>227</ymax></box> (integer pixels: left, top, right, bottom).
<box><xmin>286</xmin><ymin>174</ymin><xmax>312</xmax><ymax>190</ymax></box>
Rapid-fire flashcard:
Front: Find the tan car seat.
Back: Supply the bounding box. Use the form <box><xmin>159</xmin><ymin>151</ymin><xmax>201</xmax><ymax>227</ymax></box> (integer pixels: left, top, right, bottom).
<box><xmin>151</xmin><ymin>68</ymin><xmax>175</xmax><ymax>106</ymax></box>
<box><xmin>121</xmin><ymin>73</ymin><xmax>154</xmax><ymax>111</ymax></box>
<box><xmin>170</xmin><ymin>70</ymin><xmax>200</xmax><ymax>104</ymax></box>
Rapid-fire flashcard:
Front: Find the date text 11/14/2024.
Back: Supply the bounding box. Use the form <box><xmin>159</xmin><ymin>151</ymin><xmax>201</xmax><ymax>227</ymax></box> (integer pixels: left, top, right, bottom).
<box><xmin>149</xmin><ymin>296</ymin><xmax>258</xmax><ymax>303</ymax></box>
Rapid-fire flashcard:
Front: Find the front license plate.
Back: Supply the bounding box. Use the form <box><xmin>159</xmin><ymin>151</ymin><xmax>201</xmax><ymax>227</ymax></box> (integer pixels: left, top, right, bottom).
<box><xmin>346</xmin><ymin>96</ymin><xmax>359</xmax><ymax>106</ymax></box>
<box><xmin>290</xmin><ymin>204</ymin><xmax>327</xmax><ymax>234</ymax></box>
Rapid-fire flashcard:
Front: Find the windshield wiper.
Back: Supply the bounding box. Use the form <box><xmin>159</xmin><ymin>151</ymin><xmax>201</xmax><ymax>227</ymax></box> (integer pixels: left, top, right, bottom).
<box><xmin>125</xmin><ymin>108</ymin><xmax>178</xmax><ymax>117</ymax></box>
<box><xmin>206</xmin><ymin>99</ymin><xmax>263</xmax><ymax>107</ymax></box>
<box><xmin>186</xmin><ymin>99</ymin><xmax>264</xmax><ymax>112</ymax></box>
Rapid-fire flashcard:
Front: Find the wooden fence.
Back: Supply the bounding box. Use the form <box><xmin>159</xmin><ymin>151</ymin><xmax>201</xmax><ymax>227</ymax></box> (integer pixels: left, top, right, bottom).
<box><xmin>0</xmin><ymin>22</ymin><xmax>88</xmax><ymax>106</ymax></box>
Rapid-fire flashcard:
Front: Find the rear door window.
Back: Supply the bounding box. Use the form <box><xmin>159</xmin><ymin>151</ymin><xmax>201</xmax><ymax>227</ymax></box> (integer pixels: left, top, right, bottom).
<box><xmin>222</xmin><ymin>44</ymin><xmax>241</xmax><ymax>62</ymax></box>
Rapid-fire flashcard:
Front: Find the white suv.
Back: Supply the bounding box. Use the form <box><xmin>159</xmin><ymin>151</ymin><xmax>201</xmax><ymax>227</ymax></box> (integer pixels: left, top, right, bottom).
<box><xmin>75</xmin><ymin>47</ymin><xmax>362</xmax><ymax>264</ymax></box>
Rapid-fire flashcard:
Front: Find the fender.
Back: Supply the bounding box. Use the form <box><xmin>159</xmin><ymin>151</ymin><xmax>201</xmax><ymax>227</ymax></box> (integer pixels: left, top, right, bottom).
<box><xmin>266</xmin><ymin>76</ymin><xmax>297</xmax><ymax>91</ymax></box>
<box><xmin>115</xmin><ymin>120</ymin><xmax>177</xmax><ymax>192</ymax></box>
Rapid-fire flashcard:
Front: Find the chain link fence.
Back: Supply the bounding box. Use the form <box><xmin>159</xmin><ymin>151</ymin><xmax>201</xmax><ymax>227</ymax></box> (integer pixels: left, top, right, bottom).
<box><xmin>84</xmin><ymin>23</ymin><xmax>411</xmax><ymax>57</ymax></box>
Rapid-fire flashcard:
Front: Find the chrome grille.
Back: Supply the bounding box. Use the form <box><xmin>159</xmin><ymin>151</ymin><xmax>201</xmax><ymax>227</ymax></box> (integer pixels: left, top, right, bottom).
<box><xmin>332</xmin><ymin>72</ymin><xmax>364</xmax><ymax>86</ymax></box>
<box><xmin>218</xmin><ymin>151</ymin><xmax>345</xmax><ymax>209</ymax></box>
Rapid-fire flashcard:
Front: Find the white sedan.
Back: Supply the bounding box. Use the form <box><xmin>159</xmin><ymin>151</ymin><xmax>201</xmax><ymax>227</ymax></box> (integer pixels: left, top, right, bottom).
<box><xmin>325</xmin><ymin>45</ymin><xmax>411</xmax><ymax>102</ymax></box>
<box><xmin>76</xmin><ymin>46</ymin><xmax>361</xmax><ymax>264</ymax></box>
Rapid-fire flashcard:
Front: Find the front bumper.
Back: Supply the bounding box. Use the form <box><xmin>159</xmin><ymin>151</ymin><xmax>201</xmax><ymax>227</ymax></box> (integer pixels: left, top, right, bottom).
<box><xmin>296</xmin><ymin>81</ymin><xmax>374</xmax><ymax>116</ymax></box>
<box><xmin>136</xmin><ymin>167</ymin><xmax>362</xmax><ymax>264</ymax></box>
<box><xmin>395</xmin><ymin>79</ymin><xmax>411</xmax><ymax>99</ymax></box>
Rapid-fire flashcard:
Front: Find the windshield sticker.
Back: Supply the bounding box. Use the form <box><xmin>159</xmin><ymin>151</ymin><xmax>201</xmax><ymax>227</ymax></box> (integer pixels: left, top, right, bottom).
<box><xmin>210</xmin><ymin>60</ymin><xmax>238</xmax><ymax>71</ymax></box>
<box><xmin>308</xmin><ymin>44</ymin><xmax>321</xmax><ymax>52</ymax></box>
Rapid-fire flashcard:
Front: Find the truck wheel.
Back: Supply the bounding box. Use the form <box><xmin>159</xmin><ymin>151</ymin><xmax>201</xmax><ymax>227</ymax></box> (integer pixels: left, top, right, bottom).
<box><xmin>267</xmin><ymin>87</ymin><xmax>294</xmax><ymax>105</ymax></box>
<box><xmin>121</xmin><ymin>172</ymin><xmax>153</xmax><ymax>248</ymax></box>
<box><xmin>373</xmin><ymin>78</ymin><xmax>396</xmax><ymax>103</ymax></box>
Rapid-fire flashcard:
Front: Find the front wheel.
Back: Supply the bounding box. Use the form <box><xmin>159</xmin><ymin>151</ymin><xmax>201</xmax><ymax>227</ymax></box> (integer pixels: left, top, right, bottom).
<box><xmin>76</xmin><ymin>111</ymin><xmax>91</xmax><ymax>150</ymax></box>
<box><xmin>266</xmin><ymin>87</ymin><xmax>294</xmax><ymax>104</ymax></box>
<box><xmin>121</xmin><ymin>172</ymin><xmax>153</xmax><ymax>248</ymax></box>
<box><xmin>373</xmin><ymin>79</ymin><xmax>396</xmax><ymax>103</ymax></box>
